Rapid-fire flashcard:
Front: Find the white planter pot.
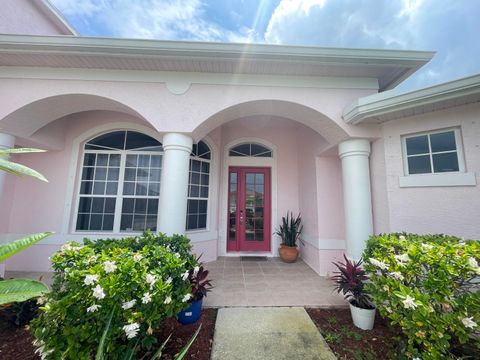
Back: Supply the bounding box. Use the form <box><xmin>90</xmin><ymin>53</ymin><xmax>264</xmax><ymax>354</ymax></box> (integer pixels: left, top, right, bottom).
<box><xmin>349</xmin><ymin>302</ymin><xmax>376</xmax><ymax>330</ymax></box>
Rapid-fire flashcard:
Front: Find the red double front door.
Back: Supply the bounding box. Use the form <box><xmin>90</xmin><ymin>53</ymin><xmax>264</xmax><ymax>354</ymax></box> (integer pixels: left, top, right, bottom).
<box><xmin>227</xmin><ymin>167</ymin><xmax>271</xmax><ymax>252</ymax></box>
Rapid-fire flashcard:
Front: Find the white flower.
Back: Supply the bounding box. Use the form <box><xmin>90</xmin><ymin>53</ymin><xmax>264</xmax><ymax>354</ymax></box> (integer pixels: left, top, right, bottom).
<box><xmin>142</xmin><ymin>292</ymin><xmax>152</xmax><ymax>304</ymax></box>
<box><xmin>37</xmin><ymin>296</ymin><xmax>47</xmax><ymax>305</ymax></box>
<box><xmin>103</xmin><ymin>260</ymin><xmax>117</xmax><ymax>273</ymax></box>
<box><xmin>146</xmin><ymin>273</ymin><xmax>156</xmax><ymax>288</ymax></box>
<box><xmin>123</xmin><ymin>323</ymin><xmax>140</xmax><ymax>339</ymax></box>
<box><xmin>182</xmin><ymin>293</ymin><xmax>192</xmax><ymax>302</ymax></box>
<box><xmin>399</xmin><ymin>235</ymin><xmax>406</xmax><ymax>241</ymax></box>
<box><xmin>421</xmin><ymin>243</ymin><xmax>434</xmax><ymax>250</ymax></box>
<box><xmin>369</xmin><ymin>258</ymin><xmax>389</xmax><ymax>270</ymax></box>
<box><xmin>92</xmin><ymin>285</ymin><xmax>105</xmax><ymax>300</ymax></box>
<box><xmin>394</xmin><ymin>253</ymin><xmax>410</xmax><ymax>265</ymax></box>
<box><xmin>468</xmin><ymin>257</ymin><xmax>478</xmax><ymax>268</ymax></box>
<box><xmin>122</xmin><ymin>299</ymin><xmax>136</xmax><ymax>310</ymax></box>
<box><xmin>133</xmin><ymin>253</ymin><xmax>143</xmax><ymax>262</ymax></box>
<box><xmin>87</xmin><ymin>304</ymin><xmax>101</xmax><ymax>313</ymax></box>
<box><xmin>88</xmin><ymin>255</ymin><xmax>98</xmax><ymax>263</ymax></box>
<box><xmin>461</xmin><ymin>316</ymin><xmax>478</xmax><ymax>329</ymax></box>
<box><xmin>402</xmin><ymin>295</ymin><xmax>418</xmax><ymax>310</ymax></box>
<box><xmin>166</xmin><ymin>277</ymin><xmax>173</xmax><ymax>284</ymax></box>
<box><xmin>389</xmin><ymin>272</ymin><xmax>404</xmax><ymax>281</ymax></box>
<box><xmin>84</xmin><ymin>274</ymin><xmax>99</xmax><ymax>286</ymax></box>
<box><xmin>164</xmin><ymin>296</ymin><xmax>172</xmax><ymax>304</ymax></box>
<box><xmin>182</xmin><ymin>270</ymin><xmax>190</xmax><ymax>281</ymax></box>
<box><xmin>193</xmin><ymin>266</ymin><xmax>200</xmax><ymax>276</ymax></box>
<box><xmin>61</xmin><ymin>244</ymin><xmax>72</xmax><ymax>252</ymax></box>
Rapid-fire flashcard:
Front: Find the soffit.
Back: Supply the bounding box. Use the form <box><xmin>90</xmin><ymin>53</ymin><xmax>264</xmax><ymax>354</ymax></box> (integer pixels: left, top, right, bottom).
<box><xmin>0</xmin><ymin>35</ymin><xmax>434</xmax><ymax>91</ymax></box>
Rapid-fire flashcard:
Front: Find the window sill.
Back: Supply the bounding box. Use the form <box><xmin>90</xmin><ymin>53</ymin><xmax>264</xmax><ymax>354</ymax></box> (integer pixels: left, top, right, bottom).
<box><xmin>399</xmin><ymin>172</ymin><xmax>477</xmax><ymax>188</ymax></box>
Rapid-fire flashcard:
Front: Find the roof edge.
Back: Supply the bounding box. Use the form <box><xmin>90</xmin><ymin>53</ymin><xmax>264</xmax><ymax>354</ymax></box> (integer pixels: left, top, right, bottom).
<box><xmin>343</xmin><ymin>73</ymin><xmax>480</xmax><ymax>124</ymax></box>
<box><xmin>0</xmin><ymin>33</ymin><xmax>433</xmax><ymax>64</ymax></box>
<box><xmin>37</xmin><ymin>0</ymin><xmax>78</xmax><ymax>36</ymax></box>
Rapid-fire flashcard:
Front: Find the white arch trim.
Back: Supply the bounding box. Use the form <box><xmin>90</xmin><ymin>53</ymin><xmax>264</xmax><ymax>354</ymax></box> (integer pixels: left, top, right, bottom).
<box><xmin>219</xmin><ymin>137</ymin><xmax>279</xmax><ymax>257</ymax></box>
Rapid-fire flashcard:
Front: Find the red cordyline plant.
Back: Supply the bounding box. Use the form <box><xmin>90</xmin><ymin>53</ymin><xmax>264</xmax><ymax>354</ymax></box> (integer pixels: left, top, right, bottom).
<box><xmin>188</xmin><ymin>259</ymin><xmax>213</xmax><ymax>301</ymax></box>
<box><xmin>331</xmin><ymin>254</ymin><xmax>374</xmax><ymax>309</ymax></box>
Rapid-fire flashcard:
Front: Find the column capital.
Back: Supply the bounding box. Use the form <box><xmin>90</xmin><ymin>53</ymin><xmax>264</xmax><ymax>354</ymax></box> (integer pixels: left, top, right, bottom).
<box><xmin>338</xmin><ymin>138</ymin><xmax>370</xmax><ymax>159</ymax></box>
<box><xmin>162</xmin><ymin>133</ymin><xmax>193</xmax><ymax>153</ymax></box>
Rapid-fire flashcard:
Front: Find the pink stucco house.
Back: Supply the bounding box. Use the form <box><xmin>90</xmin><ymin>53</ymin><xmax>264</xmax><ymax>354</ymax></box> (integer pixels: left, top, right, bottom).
<box><xmin>1</xmin><ymin>1</ymin><xmax>479</xmax><ymax>277</ymax></box>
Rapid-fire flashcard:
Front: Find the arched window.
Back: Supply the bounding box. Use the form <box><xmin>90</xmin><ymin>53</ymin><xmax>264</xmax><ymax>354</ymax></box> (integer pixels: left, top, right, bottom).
<box><xmin>76</xmin><ymin>130</ymin><xmax>163</xmax><ymax>232</ymax></box>
<box><xmin>229</xmin><ymin>143</ymin><xmax>272</xmax><ymax>157</ymax></box>
<box><xmin>186</xmin><ymin>140</ymin><xmax>211</xmax><ymax>231</ymax></box>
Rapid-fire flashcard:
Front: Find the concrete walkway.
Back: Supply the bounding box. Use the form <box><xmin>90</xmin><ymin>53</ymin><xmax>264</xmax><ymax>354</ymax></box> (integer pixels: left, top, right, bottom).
<box><xmin>211</xmin><ymin>307</ymin><xmax>336</xmax><ymax>360</ymax></box>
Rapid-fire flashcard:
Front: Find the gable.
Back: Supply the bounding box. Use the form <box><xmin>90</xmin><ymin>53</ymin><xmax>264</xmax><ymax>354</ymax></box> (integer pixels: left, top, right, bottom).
<box><xmin>0</xmin><ymin>0</ymin><xmax>76</xmax><ymax>36</ymax></box>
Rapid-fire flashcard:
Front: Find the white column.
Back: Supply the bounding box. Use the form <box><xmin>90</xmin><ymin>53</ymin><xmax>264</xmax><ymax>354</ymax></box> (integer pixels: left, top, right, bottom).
<box><xmin>158</xmin><ymin>133</ymin><xmax>193</xmax><ymax>235</ymax></box>
<box><xmin>339</xmin><ymin>139</ymin><xmax>373</xmax><ymax>260</ymax></box>
<box><xmin>0</xmin><ymin>133</ymin><xmax>15</xmax><ymax>277</ymax></box>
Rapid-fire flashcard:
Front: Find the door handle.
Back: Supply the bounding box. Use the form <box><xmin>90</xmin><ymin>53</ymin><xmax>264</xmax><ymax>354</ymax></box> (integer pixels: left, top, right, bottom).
<box><xmin>240</xmin><ymin>210</ymin><xmax>244</xmax><ymax>225</ymax></box>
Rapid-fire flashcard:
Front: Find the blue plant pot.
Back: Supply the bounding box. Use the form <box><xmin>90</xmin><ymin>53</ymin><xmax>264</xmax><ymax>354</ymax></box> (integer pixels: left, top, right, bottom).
<box><xmin>178</xmin><ymin>297</ymin><xmax>203</xmax><ymax>325</ymax></box>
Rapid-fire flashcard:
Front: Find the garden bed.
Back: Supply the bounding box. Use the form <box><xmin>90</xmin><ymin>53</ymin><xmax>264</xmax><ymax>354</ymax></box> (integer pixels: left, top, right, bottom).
<box><xmin>0</xmin><ymin>308</ymin><xmax>217</xmax><ymax>360</ymax></box>
<box><xmin>306</xmin><ymin>308</ymin><xmax>398</xmax><ymax>360</ymax></box>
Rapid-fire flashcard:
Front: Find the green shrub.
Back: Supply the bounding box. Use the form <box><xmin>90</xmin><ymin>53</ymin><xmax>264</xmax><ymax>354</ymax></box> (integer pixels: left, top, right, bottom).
<box><xmin>364</xmin><ymin>233</ymin><xmax>480</xmax><ymax>359</ymax></box>
<box><xmin>32</xmin><ymin>232</ymin><xmax>197</xmax><ymax>359</ymax></box>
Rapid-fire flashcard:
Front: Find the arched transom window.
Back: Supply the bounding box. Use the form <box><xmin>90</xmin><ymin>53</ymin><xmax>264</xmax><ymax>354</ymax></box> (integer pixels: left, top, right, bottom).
<box><xmin>76</xmin><ymin>130</ymin><xmax>163</xmax><ymax>232</ymax></box>
<box><xmin>229</xmin><ymin>143</ymin><xmax>272</xmax><ymax>157</ymax></box>
<box><xmin>187</xmin><ymin>141</ymin><xmax>211</xmax><ymax>231</ymax></box>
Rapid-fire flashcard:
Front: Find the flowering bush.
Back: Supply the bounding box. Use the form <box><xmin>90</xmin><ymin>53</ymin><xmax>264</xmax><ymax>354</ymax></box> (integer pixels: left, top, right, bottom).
<box><xmin>364</xmin><ymin>233</ymin><xmax>480</xmax><ymax>359</ymax></box>
<box><xmin>31</xmin><ymin>232</ymin><xmax>198</xmax><ymax>359</ymax></box>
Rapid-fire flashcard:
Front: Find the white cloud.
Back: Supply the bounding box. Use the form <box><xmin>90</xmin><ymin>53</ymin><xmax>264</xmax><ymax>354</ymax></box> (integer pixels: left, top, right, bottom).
<box><xmin>51</xmin><ymin>0</ymin><xmax>255</xmax><ymax>42</ymax></box>
<box><xmin>264</xmin><ymin>0</ymin><xmax>480</xmax><ymax>90</ymax></box>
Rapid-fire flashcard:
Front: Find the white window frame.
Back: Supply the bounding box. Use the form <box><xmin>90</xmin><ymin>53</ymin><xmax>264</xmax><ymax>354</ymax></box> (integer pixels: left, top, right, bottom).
<box><xmin>399</xmin><ymin>127</ymin><xmax>476</xmax><ymax>188</ymax></box>
<box><xmin>401</xmin><ymin>127</ymin><xmax>465</xmax><ymax>175</ymax></box>
<box><xmin>186</xmin><ymin>155</ymin><xmax>211</xmax><ymax>232</ymax></box>
<box><xmin>73</xmin><ymin>141</ymin><xmax>163</xmax><ymax>235</ymax></box>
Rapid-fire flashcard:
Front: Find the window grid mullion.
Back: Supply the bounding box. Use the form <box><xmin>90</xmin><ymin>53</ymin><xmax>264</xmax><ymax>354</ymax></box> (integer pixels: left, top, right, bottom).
<box><xmin>427</xmin><ymin>134</ymin><xmax>434</xmax><ymax>173</ymax></box>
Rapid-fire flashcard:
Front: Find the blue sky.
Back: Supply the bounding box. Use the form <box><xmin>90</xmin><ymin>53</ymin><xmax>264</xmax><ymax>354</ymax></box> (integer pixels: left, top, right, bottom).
<box><xmin>51</xmin><ymin>0</ymin><xmax>480</xmax><ymax>92</ymax></box>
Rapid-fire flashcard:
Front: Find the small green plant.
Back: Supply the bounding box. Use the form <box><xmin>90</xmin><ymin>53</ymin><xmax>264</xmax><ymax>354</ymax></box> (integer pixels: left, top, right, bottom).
<box><xmin>327</xmin><ymin>317</ymin><xmax>337</xmax><ymax>325</ymax></box>
<box><xmin>364</xmin><ymin>233</ymin><xmax>480</xmax><ymax>359</ymax></box>
<box><xmin>274</xmin><ymin>211</ymin><xmax>303</xmax><ymax>247</ymax></box>
<box><xmin>324</xmin><ymin>332</ymin><xmax>342</xmax><ymax>345</ymax></box>
<box><xmin>31</xmin><ymin>232</ymin><xmax>199</xmax><ymax>359</ymax></box>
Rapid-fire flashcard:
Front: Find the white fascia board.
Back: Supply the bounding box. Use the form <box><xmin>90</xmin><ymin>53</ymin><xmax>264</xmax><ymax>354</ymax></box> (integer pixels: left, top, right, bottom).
<box><xmin>0</xmin><ymin>66</ymin><xmax>379</xmax><ymax>91</ymax></box>
<box><xmin>0</xmin><ymin>34</ymin><xmax>434</xmax><ymax>65</ymax></box>
<box><xmin>343</xmin><ymin>73</ymin><xmax>480</xmax><ymax>124</ymax></box>
<box><xmin>37</xmin><ymin>0</ymin><xmax>78</xmax><ymax>36</ymax></box>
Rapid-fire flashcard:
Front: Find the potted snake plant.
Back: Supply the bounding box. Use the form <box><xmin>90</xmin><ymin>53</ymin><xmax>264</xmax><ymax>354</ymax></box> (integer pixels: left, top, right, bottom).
<box><xmin>274</xmin><ymin>212</ymin><xmax>303</xmax><ymax>263</ymax></box>
<box><xmin>331</xmin><ymin>254</ymin><xmax>376</xmax><ymax>330</ymax></box>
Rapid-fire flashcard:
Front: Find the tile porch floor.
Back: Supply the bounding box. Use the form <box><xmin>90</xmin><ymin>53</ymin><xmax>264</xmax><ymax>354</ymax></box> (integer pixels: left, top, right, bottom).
<box><xmin>203</xmin><ymin>257</ymin><xmax>345</xmax><ymax>307</ymax></box>
<box><xmin>4</xmin><ymin>257</ymin><xmax>346</xmax><ymax>308</ymax></box>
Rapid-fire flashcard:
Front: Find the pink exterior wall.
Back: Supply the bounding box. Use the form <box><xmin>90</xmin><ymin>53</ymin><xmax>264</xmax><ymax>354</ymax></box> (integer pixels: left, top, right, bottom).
<box><xmin>296</xmin><ymin>127</ymin><xmax>345</xmax><ymax>275</ymax></box>
<box><xmin>0</xmin><ymin>0</ymin><xmax>70</xmax><ymax>35</ymax></box>
<box><xmin>382</xmin><ymin>103</ymin><xmax>480</xmax><ymax>239</ymax></box>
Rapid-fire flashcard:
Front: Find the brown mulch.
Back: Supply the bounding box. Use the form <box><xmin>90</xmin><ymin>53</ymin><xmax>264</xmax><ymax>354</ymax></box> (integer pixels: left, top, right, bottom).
<box><xmin>306</xmin><ymin>308</ymin><xmax>398</xmax><ymax>360</ymax></box>
<box><xmin>0</xmin><ymin>308</ymin><xmax>217</xmax><ymax>360</ymax></box>
<box><xmin>153</xmin><ymin>308</ymin><xmax>217</xmax><ymax>360</ymax></box>
<box><xmin>0</xmin><ymin>319</ymin><xmax>38</xmax><ymax>360</ymax></box>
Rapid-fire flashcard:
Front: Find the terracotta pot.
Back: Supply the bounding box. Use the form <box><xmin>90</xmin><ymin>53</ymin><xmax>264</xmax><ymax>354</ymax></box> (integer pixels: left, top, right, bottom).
<box><xmin>278</xmin><ymin>244</ymin><xmax>299</xmax><ymax>263</ymax></box>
